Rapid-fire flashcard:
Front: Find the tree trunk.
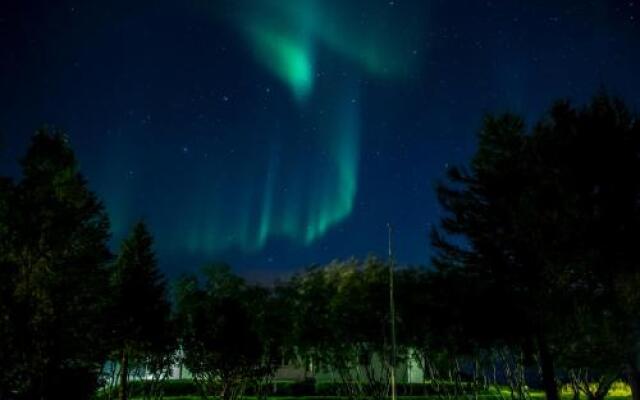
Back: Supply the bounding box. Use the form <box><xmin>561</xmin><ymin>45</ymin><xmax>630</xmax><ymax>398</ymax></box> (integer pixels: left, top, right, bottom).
<box><xmin>537</xmin><ymin>333</ymin><xmax>559</xmax><ymax>400</ymax></box>
<box><xmin>119</xmin><ymin>348</ymin><xmax>129</xmax><ymax>400</ymax></box>
<box><xmin>627</xmin><ymin>360</ymin><xmax>640</xmax><ymax>400</ymax></box>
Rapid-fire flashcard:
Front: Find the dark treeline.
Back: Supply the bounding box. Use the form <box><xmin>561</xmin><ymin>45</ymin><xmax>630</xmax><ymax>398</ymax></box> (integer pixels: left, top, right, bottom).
<box><xmin>1</xmin><ymin>92</ymin><xmax>640</xmax><ymax>400</ymax></box>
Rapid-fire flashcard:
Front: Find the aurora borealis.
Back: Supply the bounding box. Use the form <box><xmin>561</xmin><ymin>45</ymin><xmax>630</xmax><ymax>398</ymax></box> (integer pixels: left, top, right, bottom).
<box><xmin>2</xmin><ymin>0</ymin><xmax>640</xmax><ymax>278</ymax></box>
<box><xmin>190</xmin><ymin>0</ymin><xmax>424</xmax><ymax>251</ymax></box>
<box><xmin>172</xmin><ymin>0</ymin><xmax>424</xmax><ymax>257</ymax></box>
<box><xmin>228</xmin><ymin>0</ymin><xmax>424</xmax><ymax>101</ymax></box>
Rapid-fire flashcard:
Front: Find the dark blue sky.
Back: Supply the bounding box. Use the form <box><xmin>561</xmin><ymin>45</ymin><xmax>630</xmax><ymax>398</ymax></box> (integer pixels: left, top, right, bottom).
<box><xmin>1</xmin><ymin>0</ymin><xmax>639</xmax><ymax>280</ymax></box>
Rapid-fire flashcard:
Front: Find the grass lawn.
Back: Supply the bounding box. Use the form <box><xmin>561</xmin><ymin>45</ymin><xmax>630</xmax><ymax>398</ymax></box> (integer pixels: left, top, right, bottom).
<box><xmin>130</xmin><ymin>396</ymin><xmax>632</xmax><ymax>400</ymax></box>
<box><xmin>128</xmin><ymin>382</ymin><xmax>633</xmax><ymax>400</ymax></box>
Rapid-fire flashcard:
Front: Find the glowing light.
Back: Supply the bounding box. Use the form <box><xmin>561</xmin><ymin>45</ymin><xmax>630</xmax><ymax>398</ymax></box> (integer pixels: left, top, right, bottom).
<box><xmin>156</xmin><ymin>0</ymin><xmax>426</xmax><ymax>256</ymax></box>
<box><xmin>230</xmin><ymin>0</ymin><xmax>423</xmax><ymax>100</ymax></box>
<box><xmin>247</xmin><ymin>26</ymin><xmax>313</xmax><ymax>101</ymax></box>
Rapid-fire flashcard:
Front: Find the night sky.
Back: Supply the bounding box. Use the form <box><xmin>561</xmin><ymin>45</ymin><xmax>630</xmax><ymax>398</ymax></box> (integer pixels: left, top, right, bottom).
<box><xmin>1</xmin><ymin>0</ymin><xmax>640</xmax><ymax>280</ymax></box>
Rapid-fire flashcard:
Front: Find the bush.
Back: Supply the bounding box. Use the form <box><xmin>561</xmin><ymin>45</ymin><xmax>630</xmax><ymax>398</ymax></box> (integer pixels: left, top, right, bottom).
<box><xmin>97</xmin><ymin>378</ymin><xmax>489</xmax><ymax>398</ymax></box>
<box><xmin>273</xmin><ymin>379</ymin><xmax>316</xmax><ymax>396</ymax></box>
<box><xmin>315</xmin><ymin>381</ymin><xmax>341</xmax><ymax>396</ymax></box>
<box><xmin>96</xmin><ymin>379</ymin><xmax>201</xmax><ymax>398</ymax></box>
<box><xmin>159</xmin><ymin>379</ymin><xmax>200</xmax><ymax>396</ymax></box>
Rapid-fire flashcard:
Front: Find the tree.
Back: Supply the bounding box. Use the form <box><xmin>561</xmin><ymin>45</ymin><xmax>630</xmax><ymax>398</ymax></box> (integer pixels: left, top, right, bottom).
<box><xmin>3</xmin><ymin>128</ymin><xmax>112</xmax><ymax>399</ymax></box>
<box><xmin>284</xmin><ymin>264</ymin><xmax>336</xmax><ymax>379</ymax></box>
<box><xmin>432</xmin><ymin>111</ymin><xmax>567</xmax><ymax>400</ymax></box>
<box><xmin>528</xmin><ymin>94</ymin><xmax>640</xmax><ymax>399</ymax></box>
<box><xmin>0</xmin><ymin>177</ymin><xmax>23</xmax><ymax>399</ymax></box>
<box><xmin>397</xmin><ymin>267</ymin><xmax>473</xmax><ymax>398</ymax></box>
<box><xmin>432</xmin><ymin>93</ymin><xmax>640</xmax><ymax>400</ymax></box>
<box><xmin>175</xmin><ymin>264</ymin><xmax>276</xmax><ymax>400</ymax></box>
<box><xmin>242</xmin><ymin>284</ymin><xmax>290</xmax><ymax>399</ymax></box>
<box><xmin>110</xmin><ymin>221</ymin><xmax>174</xmax><ymax>400</ymax></box>
<box><xmin>558</xmin><ymin>297</ymin><xmax>625</xmax><ymax>400</ymax></box>
<box><xmin>286</xmin><ymin>258</ymin><xmax>395</xmax><ymax>400</ymax></box>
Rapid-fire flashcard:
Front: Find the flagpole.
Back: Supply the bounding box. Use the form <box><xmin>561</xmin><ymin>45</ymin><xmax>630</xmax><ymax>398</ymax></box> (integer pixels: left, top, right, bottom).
<box><xmin>387</xmin><ymin>223</ymin><xmax>397</xmax><ymax>400</ymax></box>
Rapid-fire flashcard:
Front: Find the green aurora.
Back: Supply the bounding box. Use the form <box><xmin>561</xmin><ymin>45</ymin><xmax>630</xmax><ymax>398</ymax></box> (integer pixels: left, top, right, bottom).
<box><xmin>232</xmin><ymin>0</ymin><xmax>424</xmax><ymax>101</ymax></box>
<box><xmin>6</xmin><ymin>0</ymin><xmax>640</xmax><ymax>272</ymax></box>
<box><xmin>179</xmin><ymin>84</ymin><xmax>360</xmax><ymax>254</ymax></box>
<box><xmin>167</xmin><ymin>0</ymin><xmax>425</xmax><ymax>255</ymax></box>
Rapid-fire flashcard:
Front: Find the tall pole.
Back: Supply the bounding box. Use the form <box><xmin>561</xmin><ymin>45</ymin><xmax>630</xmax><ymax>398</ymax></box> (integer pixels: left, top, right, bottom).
<box><xmin>387</xmin><ymin>223</ymin><xmax>397</xmax><ymax>400</ymax></box>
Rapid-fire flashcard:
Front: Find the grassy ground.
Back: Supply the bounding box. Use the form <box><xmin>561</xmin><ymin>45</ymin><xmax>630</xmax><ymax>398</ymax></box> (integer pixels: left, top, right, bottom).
<box><xmin>130</xmin><ymin>396</ymin><xmax>632</xmax><ymax>400</ymax></box>
<box><xmin>128</xmin><ymin>382</ymin><xmax>633</xmax><ymax>400</ymax></box>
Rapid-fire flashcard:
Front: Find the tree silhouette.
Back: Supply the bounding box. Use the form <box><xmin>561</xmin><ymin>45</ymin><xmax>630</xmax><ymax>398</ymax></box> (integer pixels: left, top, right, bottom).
<box><xmin>110</xmin><ymin>221</ymin><xmax>173</xmax><ymax>400</ymax></box>
<box><xmin>175</xmin><ymin>264</ymin><xmax>274</xmax><ymax>400</ymax></box>
<box><xmin>433</xmin><ymin>92</ymin><xmax>640</xmax><ymax>400</ymax></box>
<box><xmin>0</xmin><ymin>177</ymin><xmax>22</xmax><ymax>398</ymax></box>
<box><xmin>2</xmin><ymin>128</ymin><xmax>112</xmax><ymax>399</ymax></box>
<box><xmin>531</xmin><ymin>94</ymin><xmax>640</xmax><ymax>400</ymax></box>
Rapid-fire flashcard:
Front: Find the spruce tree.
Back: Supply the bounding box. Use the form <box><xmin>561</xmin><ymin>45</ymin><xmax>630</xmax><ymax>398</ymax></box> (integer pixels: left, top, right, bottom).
<box><xmin>8</xmin><ymin>128</ymin><xmax>112</xmax><ymax>399</ymax></box>
<box><xmin>111</xmin><ymin>221</ymin><xmax>172</xmax><ymax>400</ymax></box>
